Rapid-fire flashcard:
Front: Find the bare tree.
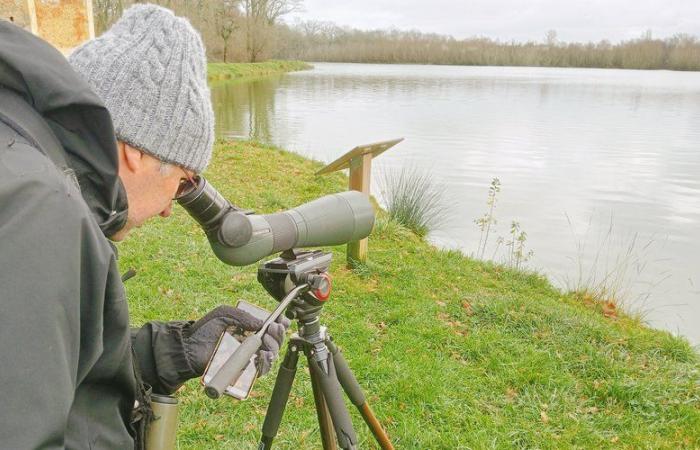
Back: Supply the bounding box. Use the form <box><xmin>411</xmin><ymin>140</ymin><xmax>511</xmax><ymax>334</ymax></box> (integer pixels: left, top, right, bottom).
<box><xmin>206</xmin><ymin>0</ymin><xmax>241</xmax><ymax>62</ymax></box>
<box><xmin>241</xmin><ymin>0</ymin><xmax>266</xmax><ymax>62</ymax></box>
<box><xmin>263</xmin><ymin>0</ymin><xmax>302</xmax><ymax>25</ymax></box>
<box><xmin>240</xmin><ymin>0</ymin><xmax>302</xmax><ymax>62</ymax></box>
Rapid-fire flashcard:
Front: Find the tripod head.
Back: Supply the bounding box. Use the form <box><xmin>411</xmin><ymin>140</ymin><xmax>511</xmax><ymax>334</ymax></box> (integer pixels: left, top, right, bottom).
<box><xmin>204</xmin><ymin>249</ymin><xmax>334</xmax><ymax>399</ymax></box>
<box><xmin>258</xmin><ymin>249</ymin><xmax>333</xmax><ymax>322</ymax></box>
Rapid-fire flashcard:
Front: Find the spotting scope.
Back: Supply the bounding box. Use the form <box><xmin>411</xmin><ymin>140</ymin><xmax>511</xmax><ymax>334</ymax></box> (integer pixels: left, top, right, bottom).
<box><xmin>176</xmin><ymin>177</ymin><xmax>375</xmax><ymax>266</ymax></box>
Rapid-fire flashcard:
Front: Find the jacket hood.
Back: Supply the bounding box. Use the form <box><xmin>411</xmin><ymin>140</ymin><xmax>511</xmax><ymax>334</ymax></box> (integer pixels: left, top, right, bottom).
<box><xmin>0</xmin><ymin>23</ymin><xmax>127</xmax><ymax>237</ymax></box>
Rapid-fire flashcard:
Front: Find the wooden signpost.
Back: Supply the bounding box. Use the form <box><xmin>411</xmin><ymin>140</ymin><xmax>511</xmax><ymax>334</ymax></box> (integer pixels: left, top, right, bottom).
<box><xmin>316</xmin><ymin>138</ymin><xmax>404</xmax><ymax>265</ymax></box>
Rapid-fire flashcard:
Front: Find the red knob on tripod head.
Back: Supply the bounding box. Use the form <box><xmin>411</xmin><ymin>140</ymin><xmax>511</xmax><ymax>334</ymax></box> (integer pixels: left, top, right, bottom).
<box><xmin>311</xmin><ymin>273</ymin><xmax>332</xmax><ymax>301</ymax></box>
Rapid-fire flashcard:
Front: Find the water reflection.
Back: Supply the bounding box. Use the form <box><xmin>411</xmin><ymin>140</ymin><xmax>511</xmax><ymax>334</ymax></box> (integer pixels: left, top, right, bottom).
<box><xmin>212</xmin><ymin>77</ymin><xmax>280</xmax><ymax>142</ymax></box>
<box><xmin>210</xmin><ymin>63</ymin><xmax>700</xmax><ymax>346</ymax></box>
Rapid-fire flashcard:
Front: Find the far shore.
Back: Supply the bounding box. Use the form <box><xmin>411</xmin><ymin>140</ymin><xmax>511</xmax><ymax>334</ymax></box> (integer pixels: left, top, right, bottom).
<box><xmin>207</xmin><ymin>60</ymin><xmax>312</xmax><ymax>83</ymax></box>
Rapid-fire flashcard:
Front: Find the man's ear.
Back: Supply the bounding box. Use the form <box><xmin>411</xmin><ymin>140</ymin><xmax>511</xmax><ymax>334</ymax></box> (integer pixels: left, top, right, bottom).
<box><xmin>120</xmin><ymin>141</ymin><xmax>144</xmax><ymax>174</ymax></box>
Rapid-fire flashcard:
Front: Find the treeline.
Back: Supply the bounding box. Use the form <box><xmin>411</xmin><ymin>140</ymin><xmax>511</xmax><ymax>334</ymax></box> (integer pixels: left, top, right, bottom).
<box><xmin>93</xmin><ymin>0</ymin><xmax>302</xmax><ymax>62</ymax></box>
<box><xmin>94</xmin><ymin>1</ymin><xmax>700</xmax><ymax>71</ymax></box>
<box><xmin>282</xmin><ymin>26</ymin><xmax>700</xmax><ymax>71</ymax></box>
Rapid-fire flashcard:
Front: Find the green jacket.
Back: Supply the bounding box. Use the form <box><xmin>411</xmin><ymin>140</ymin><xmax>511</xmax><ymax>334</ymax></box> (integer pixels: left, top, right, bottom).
<box><xmin>0</xmin><ymin>22</ymin><xmax>194</xmax><ymax>449</ymax></box>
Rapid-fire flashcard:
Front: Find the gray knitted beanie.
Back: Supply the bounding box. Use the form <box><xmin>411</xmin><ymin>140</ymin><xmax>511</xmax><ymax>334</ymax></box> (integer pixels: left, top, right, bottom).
<box><xmin>69</xmin><ymin>4</ymin><xmax>214</xmax><ymax>173</ymax></box>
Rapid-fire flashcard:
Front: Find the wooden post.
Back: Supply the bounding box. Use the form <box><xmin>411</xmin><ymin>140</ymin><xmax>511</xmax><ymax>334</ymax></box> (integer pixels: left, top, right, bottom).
<box><xmin>316</xmin><ymin>138</ymin><xmax>404</xmax><ymax>266</ymax></box>
<box><xmin>26</xmin><ymin>0</ymin><xmax>37</xmax><ymax>34</ymax></box>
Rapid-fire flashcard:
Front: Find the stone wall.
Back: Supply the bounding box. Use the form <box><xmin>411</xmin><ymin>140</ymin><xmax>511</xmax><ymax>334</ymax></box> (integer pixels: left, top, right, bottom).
<box><xmin>0</xmin><ymin>0</ymin><xmax>30</xmax><ymax>30</ymax></box>
<box><xmin>35</xmin><ymin>0</ymin><xmax>93</xmax><ymax>51</ymax></box>
<box><xmin>0</xmin><ymin>1</ymin><xmax>94</xmax><ymax>53</ymax></box>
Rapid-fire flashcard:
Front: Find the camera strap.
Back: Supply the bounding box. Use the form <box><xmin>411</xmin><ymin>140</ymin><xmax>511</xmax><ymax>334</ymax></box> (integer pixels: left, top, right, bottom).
<box><xmin>0</xmin><ymin>87</ymin><xmax>79</xmax><ymax>190</ymax></box>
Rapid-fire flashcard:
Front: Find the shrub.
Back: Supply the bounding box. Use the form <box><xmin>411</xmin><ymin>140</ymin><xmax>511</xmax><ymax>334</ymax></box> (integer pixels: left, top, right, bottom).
<box><xmin>378</xmin><ymin>167</ymin><xmax>449</xmax><ymax>237</ymax></box>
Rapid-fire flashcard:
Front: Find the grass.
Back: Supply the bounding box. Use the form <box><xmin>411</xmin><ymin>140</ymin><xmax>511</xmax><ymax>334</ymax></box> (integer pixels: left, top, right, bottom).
<box><xmin>119</xmin><ymin>140</ymin><xmax>700</xmax><ymax>449</ymax></box>
<box><xmin>562</xmin><ymin>213</ymin><xmax>669</xmax><ymax>322</ymax></box>
<box><xmin>378</xmin><ymin>166</ymin><xmax>449</xmax><ymax>237</ymax></box>
<box><xmin>207</xmin><ymin>60</ymin><xmax>312</xmax><ymax>83</ymax></box>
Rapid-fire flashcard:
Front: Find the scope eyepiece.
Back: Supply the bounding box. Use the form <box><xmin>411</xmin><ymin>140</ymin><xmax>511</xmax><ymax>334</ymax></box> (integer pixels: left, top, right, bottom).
<box><xmin>176</xmin><ymin>177</ymin><xmax>245</xmax><ymax>232</ymax></box>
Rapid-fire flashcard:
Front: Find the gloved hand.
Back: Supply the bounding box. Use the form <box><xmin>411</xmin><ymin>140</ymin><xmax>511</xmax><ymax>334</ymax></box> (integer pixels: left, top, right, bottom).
<box><xmin>183</xmin><ymin>305</ymin><xmax>290</xmax><ymax>377</ymax></box>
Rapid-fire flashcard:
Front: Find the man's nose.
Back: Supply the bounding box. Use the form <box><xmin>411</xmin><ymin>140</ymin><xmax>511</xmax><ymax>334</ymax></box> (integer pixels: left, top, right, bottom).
<box><xmin>160</xmin><ymin>201</ymin><xmax>173</xmax><ymax>218</ymax></box>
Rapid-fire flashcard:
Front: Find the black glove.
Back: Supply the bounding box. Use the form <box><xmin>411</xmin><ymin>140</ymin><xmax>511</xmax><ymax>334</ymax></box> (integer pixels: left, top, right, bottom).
<box><xmin>183</xmin><ymin>305</ymin><xmax>290</xmax><ymax>377</ymax></box>
<box><xmin>257</xmin><ymin>315</ymin><xmax>289</xmax><ymax>376</ymax></box>
<box><xmin>131</xmin><ymin>304</ymin><xmax>290</xmax><ymax>395</ymax></box>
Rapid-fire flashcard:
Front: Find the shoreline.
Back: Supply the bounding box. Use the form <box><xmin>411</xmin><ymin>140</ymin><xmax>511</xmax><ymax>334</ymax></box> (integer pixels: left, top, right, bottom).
<box><xmin>207</xmin><ymin>60</ymin><xmax>312</xmax><ymax>82</ymax></box>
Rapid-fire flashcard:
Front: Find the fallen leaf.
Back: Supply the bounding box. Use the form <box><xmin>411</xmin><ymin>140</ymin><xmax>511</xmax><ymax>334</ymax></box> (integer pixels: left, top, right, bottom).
<box><xmin>436</xmin><ymin>300</ymin><xmax>447</xmax><ymax>307</ymax></box>
<box><xmin>461</xmin><ymin>301</ymin><xmax>474</xmax><ymax>316</ymax></box>
<box><xmin>602</xmin><ymin>301</ymin><xmax>617</xmax><ymax>319</ymax></box>
<box><xmin>540</xmin><ymin>411</ymin><xmax>549</xmax><ymax>423</ymax></box>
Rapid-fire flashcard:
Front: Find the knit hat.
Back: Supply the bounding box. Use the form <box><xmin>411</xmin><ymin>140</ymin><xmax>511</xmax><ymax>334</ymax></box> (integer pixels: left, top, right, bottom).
<box><xmin>69</xmin><ymin>4</ymin><xmax>214</xmax><ymax>173</ymax></box>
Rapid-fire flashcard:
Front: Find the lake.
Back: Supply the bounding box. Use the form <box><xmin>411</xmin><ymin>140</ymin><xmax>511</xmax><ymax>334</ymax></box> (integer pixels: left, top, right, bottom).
<box><xmin>211</xmin><ymin>63</ymin><xmax>700</xmax><ymax>346</ymax></box>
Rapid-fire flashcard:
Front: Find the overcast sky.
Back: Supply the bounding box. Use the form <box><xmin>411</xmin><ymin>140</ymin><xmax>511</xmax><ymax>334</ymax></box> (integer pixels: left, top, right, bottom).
<box><xmin>290</xmin><ymin>0</ymin><xmax>700</xmax><ymax>43</ymax></box>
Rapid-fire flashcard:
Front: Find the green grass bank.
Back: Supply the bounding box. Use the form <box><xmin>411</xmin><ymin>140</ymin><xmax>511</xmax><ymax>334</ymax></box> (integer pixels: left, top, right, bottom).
<box><xmin>120</xmin><ymin>141</ymin><xmax>700</xmax><ymax>449</ymax></box>
<box><xmin>207</xmin><ymin>60</ymin><xmax>312</xmax><ymax>82</ymax></box>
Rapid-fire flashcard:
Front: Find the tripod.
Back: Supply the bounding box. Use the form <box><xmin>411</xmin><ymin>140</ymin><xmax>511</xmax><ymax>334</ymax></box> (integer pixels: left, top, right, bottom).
<box><xmin>203</xmin><ymin>250</ymin><xmax>394</xmax><ymax>449</ymax></box>
<box><xmin>259</xmin><ymin>313</ymin><xmax>394</xmax><ymax>450</ymax></box>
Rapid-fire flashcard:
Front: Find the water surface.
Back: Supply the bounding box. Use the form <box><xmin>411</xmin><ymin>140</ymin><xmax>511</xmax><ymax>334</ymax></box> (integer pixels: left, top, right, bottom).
<box><xmin>211</xmin><ymin>63</ymin><xmax>700</xmax><ymax>346</ymax></box>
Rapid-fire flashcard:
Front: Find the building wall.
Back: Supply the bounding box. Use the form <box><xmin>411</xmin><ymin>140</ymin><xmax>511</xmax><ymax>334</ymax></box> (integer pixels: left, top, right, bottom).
<box><xmin>35</xmin><ymin>0</ymin><xmax>91</xmax><ymax>51</ymax></box>
<box><xmin>1</xmin><ymin>0</ymin><xmax>94</xmax><ymax>53</ymax></box>
<box><xmin>0</xmin><ymin>0</ymin><xmax>30</xmax><ymax>30</ymax></box>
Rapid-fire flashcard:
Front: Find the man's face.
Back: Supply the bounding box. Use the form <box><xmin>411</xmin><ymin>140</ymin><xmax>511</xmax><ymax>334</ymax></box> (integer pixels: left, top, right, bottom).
<box><xmin>111</xmin><ymin>142</ymin><xmax>195</xmax><ymax>241</ymax></box>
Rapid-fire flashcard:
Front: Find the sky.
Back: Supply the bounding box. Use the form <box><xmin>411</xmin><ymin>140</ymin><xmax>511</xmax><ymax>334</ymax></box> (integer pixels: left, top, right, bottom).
<box><xmin>290</xmin><ymin>0</ymin><xmax>700</xmax><ymax>43</ymax></box>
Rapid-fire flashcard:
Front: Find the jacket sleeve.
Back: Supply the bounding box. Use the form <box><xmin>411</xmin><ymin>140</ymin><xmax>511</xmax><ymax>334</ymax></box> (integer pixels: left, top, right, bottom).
<box><xmin>0</xmin><ymin>141</ymin><xmax>90</xmax><ymax>449</ymax></box>
<box><xmin>131</xmin><ymin>321</ymin><xmax>197</xmax><ymax>394</ymax></box>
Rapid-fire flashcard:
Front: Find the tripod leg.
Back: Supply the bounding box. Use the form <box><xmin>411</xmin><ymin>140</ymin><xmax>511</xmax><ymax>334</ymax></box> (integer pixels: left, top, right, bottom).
<box><xmin>309</xmin><ymin>363</ymin><xmax>338</xmax><ymax>450</ymax></box>
<box><xmin>307</xmin><ymin>349</ymin><xmax>359</xmax><ymax>450</ymax></box>
<box><xmin>327</xmin><ymin>340</ymin><xmax>395</xmax><ymax>450</ymax></box>
<box><xmin>259</xmin><ymin>343</ymin><xmax>300</xmax><ymax>450</ymax></box>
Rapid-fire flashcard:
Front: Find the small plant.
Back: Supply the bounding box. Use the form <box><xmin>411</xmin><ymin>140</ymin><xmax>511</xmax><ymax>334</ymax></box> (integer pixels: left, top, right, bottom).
<box><xmin>506</xmin><ymin>221</ymin><xmax>533</xmax><ymax>269</ymax></box>
<box><xmin>473</xmin><ymin>178</ymin><xmax>533</xmax><ymax>269</ymax></box>
<box><xmin>378</xmin><ymin>167</ymin><xmax>449</xmax><ymax>238</ymax></box>
<box><xmin>475</xmin><ymin>178</ymin><xmax>500</xmax><ymax>259</ymax></box>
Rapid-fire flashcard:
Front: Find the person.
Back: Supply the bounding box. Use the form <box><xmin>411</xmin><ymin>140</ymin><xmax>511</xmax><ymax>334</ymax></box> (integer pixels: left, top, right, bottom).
<box><xmin>0</xmin><ymin>5</ymin><xmax>286</xmax><ymax>449</ymax></box>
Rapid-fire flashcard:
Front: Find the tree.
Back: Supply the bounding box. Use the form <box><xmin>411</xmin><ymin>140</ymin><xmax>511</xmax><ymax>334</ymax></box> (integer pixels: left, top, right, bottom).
<box><xmin>207</xmin><ymin>0</ymin><xmax>241</xmax><ymax>62</ymax></box>
<box><xmin>241</xmin><ymin>0</ymin><xmax>302</xmax><ymax>62</ymax></box>
<box><xmin>263</xmin><ymin>0</ymin><xmax>302</xmax><ymax>25</ymax></box>
<box><xmin>93</xmin><ymin>0</ymin><xmax>128</xmax><ymax>34</ymax></box>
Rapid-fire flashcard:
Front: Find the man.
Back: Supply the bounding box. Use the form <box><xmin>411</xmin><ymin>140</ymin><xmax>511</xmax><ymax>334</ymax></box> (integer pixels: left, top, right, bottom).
<box><xmin>0</xmin><ymin>5</ymin><xmax>285</xmax><ymax>449</ymax></box>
